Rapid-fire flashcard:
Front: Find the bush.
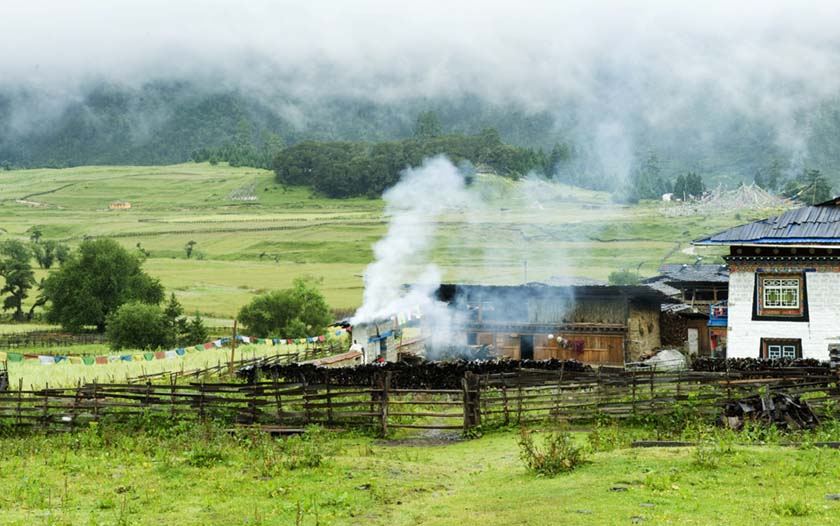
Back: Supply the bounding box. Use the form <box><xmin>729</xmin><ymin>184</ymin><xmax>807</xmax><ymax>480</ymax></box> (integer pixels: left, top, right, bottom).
<box><xmin>106</xmin><ymin>302</ymin><xmax>170</xmax><ymax>350</ymax></box>
<box><xmin>518</xmin><ymin>428</ymin><xmax>588</xmax><ymax>477</ymax></box>
<box><xmin>238</xmin><ymin>277</ymin><xmax>332</xmax><ymax>338</ymax></box>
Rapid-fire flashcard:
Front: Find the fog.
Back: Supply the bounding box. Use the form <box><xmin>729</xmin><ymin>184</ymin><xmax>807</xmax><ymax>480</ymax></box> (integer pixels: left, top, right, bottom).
<box><xmin>3</xmin><ymin>0</ymin><xmax>840</xmax><ymax>179</ymax></box>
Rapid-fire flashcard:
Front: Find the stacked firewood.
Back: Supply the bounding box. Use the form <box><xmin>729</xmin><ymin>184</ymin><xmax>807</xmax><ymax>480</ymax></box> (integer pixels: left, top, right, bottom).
<box><xmin>723</xmin><ymin>392</ymin><xmax>819</xmax><ymax>430</ymax></box>
<box><xmin>237</xmin><ymin>359</ymin><xmax>592</xmax><ymax>389</ymax></box>
<box><xmin>692</xmin><ymin>357</ymin><xmax>828</xmax><ymax>372</ymax></box>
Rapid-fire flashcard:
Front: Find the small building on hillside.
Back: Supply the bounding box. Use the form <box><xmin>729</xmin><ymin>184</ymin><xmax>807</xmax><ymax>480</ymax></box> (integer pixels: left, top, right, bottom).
<box><xmin>643</xmin><ymin>262</ymin><xmax>729</xmax><ymax>356</ymax></box>
<box><xmin>694</xmin><ymin>198</ymin><xmax>840</xmax><ymax>360</ymax></box>
<box><xmin>433</xmin><ymin>282</ymin><xmax>676</xmax><ymax>365</ymax></box>
<box><xmin>109</xmin><ymin>201</ymin><xmax>131</xmax><ymax>210</ymax></box>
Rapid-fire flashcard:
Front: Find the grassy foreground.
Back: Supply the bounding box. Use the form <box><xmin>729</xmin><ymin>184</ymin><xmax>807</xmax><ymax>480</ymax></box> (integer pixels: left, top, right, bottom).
<box><xmin>0</xmin><ymin>425</ymin><xmax>838</xmax><ymax>526</ymax></box>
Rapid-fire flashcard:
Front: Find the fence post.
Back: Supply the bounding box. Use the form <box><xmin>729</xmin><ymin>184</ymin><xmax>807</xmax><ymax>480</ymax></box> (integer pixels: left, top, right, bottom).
<box><xmin>170</xmin><ymin>376</ymin><xmax>177</xmax><ymax>420</ymax></box>
<box><xmin>326</xmin><ymin>370</ymin><xmax>333</xmax><ymax>425</ymax></box>
<box><xmin>270</xmin><ymin>373</ymin><xmax>281</xmax><ymax>426</ymax></box>
<box><xmin>42</xmin><ymin>382</ymin><xmax>50</xmax><ymax>430</ymax></box>
<box><xmin>199</xmin><ymin>381</ymin><xmax>206</xmax><ymax>423</ymax></box>
<box><xmin>303</xmin><ymin>378</ymin><xmax>311</xmax><ymax>425</ymax></box>
<box><xmin>16</xmin><ymin>378</ymin><xmax>23</xmax><ymax>428</ymax></box>
<box><xmin>380</xmin><ymin>371</ymin><xmax>391</xmax><ymax>437</ymax></box>
<box><xmin>92</xmin><ymin>380</ymin><xmax>99</xmax><ymax>422</ymax></box>
<box><xmin>502</xmin><ymin>385</ymin><xmax>509</xmax><ymax>426</ymax></box>
<box><xmin>462</xmin><ymin>373</ymin><xmax>472</xmax><ymax>433</ymax></box>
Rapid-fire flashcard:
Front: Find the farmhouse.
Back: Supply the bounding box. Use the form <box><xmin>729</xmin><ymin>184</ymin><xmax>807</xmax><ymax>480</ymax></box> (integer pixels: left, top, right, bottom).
<box><xmin>433</xmin><ymin>282</ymin><xmax>676</xmax><ymax>365</ymax></box>
<box><xmin>644</xmin><ymin>262</ymin><xmax>729</xmax><ymax>356</ymax></box>
<box><xmin>694</xmin><ymin>198</ymin><xmax>840</xmax><ymax>360</ymax></box>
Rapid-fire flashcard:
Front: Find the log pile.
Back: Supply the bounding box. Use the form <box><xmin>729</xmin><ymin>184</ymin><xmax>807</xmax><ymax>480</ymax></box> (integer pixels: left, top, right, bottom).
<box><xmin>660</xmin><ymin>311</ymin><xmax>688</xmax><ymax>347</ymax></box>
<box><xmin>723</xmin><ymin>392</ymin><xmax>820</xmax><ymax>430</ymax></box>
<box><xmin>237</xmin><ymin>359</ymin><xmax>592</xmax><ymax>389</ymax></box>
<box><xmin>692</xmin><ymin>357</ymin><xmax>828</xmax><ymax>372</ymax></box>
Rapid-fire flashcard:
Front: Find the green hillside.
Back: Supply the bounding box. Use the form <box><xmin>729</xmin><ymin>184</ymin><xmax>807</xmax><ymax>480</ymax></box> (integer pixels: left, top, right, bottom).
<box><xmin>0</xmin><ymin>163</ymin><xmax>778</xmax><ymax>320</ymax></box>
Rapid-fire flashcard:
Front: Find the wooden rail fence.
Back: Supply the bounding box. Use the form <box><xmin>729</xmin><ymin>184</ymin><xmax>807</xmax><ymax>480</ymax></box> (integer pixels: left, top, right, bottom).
<box><xmin>0</xmin><ymin>368</ymin><xmax>836</xmax><ymax>435</ymax></box>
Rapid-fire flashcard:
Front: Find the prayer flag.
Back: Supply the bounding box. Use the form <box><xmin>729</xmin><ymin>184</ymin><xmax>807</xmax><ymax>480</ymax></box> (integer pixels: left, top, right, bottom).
<box><xmin>69</xmin><ymin>356</ymin><xmax>83</xmax><ymax>365</ymax></box>
<box><xmin>0</xmin><ymin>351</ymin><xmax>6</xmax><ymax>362</ymax></box>
<box><xmin>195</xmin><ymin>345</ymin><xmax>203</xmax><ymax>352</ymax></box>
<box><xmin>213</xmin><ymin>339</ymin><xmax>222</xmax><ymax>348</ymax></box>
<box><xmin>39</xmin><ymin>355</ymin><xmax>54</xmax><ymax>365</ymax></box>
<box><xmin>133</xmin><ymin>354</ymin><xmax>144</xmax><ymax>362</ymax></box>
<box><xmin>7</xmin><ymin>353</ymin><xmax>23</xmax><ymax>362</ymax></box>
<box><xmin>121</xmin><ymin>355</ymin><xmax>133</xmax><ymax>362</ymax></box>
<box><xmin>176</xmin><ymin>349</ymin><xmax>186</xmax><ymax>356</ymax></box>
<box><xmin>95</xmin><ymin>357</ymin><xmax>109</xmax><ymax>365</ymax></box>
<box><xmin>203</xmin><ymin>342</ymin><xmax>213</xmax><ymax>350</ymax></box>
<box><xmin>144</xmin><ymin>353</ymin><xmax>155</xmax><ymax>361</ymax></box>
<box><xmin>154</xmin><ymin>351</ymin><xmax>165</xmax><ymax>360</ymax></box>
<box><xmin>83</xmin><ymin>356</ymin><xmax>95</xmax><ymax>365</ymax></box>
<box><xmin>242</xmin><ymin>336</ymin><xmax>251</xmax><ymax>344</ymax></box>
<box><xmin>318</xmin><ymin>335</ymin><xmax>326</xmax><ymax>342</ymax></box>
<box><xmin>165</xmin><ymin>350</ymin><xmax>176</xmax><ymax>359</ymax></box>
<box><xmin>54</xmin><ymin>356</ymin><xmax>67</xmax><ymax>364</ymax></box>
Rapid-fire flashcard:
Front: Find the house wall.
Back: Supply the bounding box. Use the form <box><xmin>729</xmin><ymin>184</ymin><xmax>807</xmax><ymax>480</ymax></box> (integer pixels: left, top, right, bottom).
<box><xmin>626</xmin><ymin>304</ymin><xmax>661</xmax><ymax>361</ymax></box>
<box><xmin>727</xmin><ymin>270</ymin><xmax>840</xmax><ymax>360</ymax></box>
<box><xmin>477</xmin><ymin>331</ymin><xmax>625</xmax><ymax>364</ymax></box>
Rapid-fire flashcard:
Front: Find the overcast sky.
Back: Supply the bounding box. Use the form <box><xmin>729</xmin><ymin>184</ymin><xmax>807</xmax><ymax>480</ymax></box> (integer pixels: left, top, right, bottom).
<box><xmin>3</xmin><ymin>0</ymin><xmax>840</xmax><ymax>166</ymax></box>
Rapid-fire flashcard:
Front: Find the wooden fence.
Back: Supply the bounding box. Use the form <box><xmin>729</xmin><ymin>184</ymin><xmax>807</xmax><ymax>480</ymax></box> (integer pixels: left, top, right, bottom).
<box><xmin>0</xmin><ymin>368</ymin><xmax>837</xmax><ymax>435</ymax></box>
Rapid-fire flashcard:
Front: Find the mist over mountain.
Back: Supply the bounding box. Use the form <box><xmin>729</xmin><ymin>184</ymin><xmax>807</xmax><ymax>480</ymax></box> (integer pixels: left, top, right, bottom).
<box><xmin>3</xmin><ymin>1</ymin><xmax>840</xmax><ymax>188</ymax></box>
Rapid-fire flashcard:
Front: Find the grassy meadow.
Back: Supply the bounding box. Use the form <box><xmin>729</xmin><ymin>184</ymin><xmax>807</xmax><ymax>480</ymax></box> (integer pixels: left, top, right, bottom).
<box><xmin>0</xmin><ymin>162</ymin><xmax>783</xmax><ymax>321</ymax></box>
<box><xmin>0</xmin><ymin>425</ymin><xmax>839</xmax><ymax>526</ymax></box>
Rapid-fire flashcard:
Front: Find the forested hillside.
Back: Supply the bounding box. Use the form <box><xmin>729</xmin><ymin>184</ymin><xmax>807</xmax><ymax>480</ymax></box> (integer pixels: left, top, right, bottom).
<box><xmin>3</xmin><ymin>81</ymin><xmax>840</xmax><ymax>190</ymax></box>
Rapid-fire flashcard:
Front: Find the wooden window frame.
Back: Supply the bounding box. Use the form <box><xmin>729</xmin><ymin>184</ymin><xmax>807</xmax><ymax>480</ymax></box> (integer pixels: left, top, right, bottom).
<box><xmin>759</xmin><ymin>338</ymin><xmax>802</xmax><ymax>360</ymax></box>
<box><xmin>753</xmin><ymin>272</ymin><xmax>808</xmax><ymax>321</ymax></box>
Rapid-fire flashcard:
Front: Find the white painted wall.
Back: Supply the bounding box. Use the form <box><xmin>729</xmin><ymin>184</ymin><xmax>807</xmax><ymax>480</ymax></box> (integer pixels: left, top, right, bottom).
<box><xmin>727</xmin><ymin>271</ymin><xmax>840</xmax><ymax>360</ymax></box>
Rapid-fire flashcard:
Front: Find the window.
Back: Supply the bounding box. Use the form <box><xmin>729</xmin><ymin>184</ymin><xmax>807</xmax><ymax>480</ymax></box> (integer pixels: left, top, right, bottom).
<box><xmin>760</xmin><ymin>338</ymin><xmax>802</xmax><ymax>359</ymax></box>
<box><xmin>753</xmin><ymin>273</ymin><xmax>808</xmax><ymax>321</ymax></box>
<box><xmin>762</xmin><ymin>278</ymin><xmax>800</xmax><ymax>309</ymax></box>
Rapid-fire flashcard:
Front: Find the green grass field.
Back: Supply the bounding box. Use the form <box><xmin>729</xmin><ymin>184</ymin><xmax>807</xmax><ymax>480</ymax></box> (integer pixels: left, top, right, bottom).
<box><xmin>0</xmin><ymin>162</ymin><xmax>782</xmax><ymax>322</ymax></box>
<box><xmin>0</xmin><ymin>426</ymin><xmax>838</xmax><ymax>526</ymax></box>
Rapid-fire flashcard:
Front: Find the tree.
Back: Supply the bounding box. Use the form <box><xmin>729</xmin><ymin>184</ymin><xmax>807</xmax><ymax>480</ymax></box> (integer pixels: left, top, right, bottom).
<box><xmin>106</xmin><ymin>302</ymin><xmax>170</xmax><ymax>350</ymax></box>
<box><xmin>163</xmin><ymin>293</ymin><xmax>188</xmax><ymax>345</ymax></box>
<box><xmin>186</xmin><ymin>312</ymin><xmax>209</xmax><ymax>344</ymax></box>
<box><xmin>0</xmin><ymin>240</ymin><xmax>36</xmax><ymax>321</ymax></box>
<box><xmin>237</xmin><ymin>278</ymin><xmax>332</xmax><ymax>338</ymax></box>
<box><xmin>799</xmin><ymin>169</ymin><xmax>832</xmax><ymax>205</ymax></box>
<box><xmin>673</xmin><ymin>174</ymin><xmax>687</xmax><ymax>200</ymax></box>
<box><xmin>31</xmin><ymin>240</ymin><xmax>67</xmax><ymax>269</ymax></box>
<box><xmin>685</xmin><ymin>172</ymin><xmax>705</xmax><ymax>198</ymax></box>
<box><xmin>767</xmin><ymin>159</ymin><xmax>782</xmax><ymax>191</ymax></box>
<box><xmin>184</xmin><ymin>240</ymin><xmax>197</xmax><ymax>259</ymax></box>
<box><xmin>608</xmin><ymin>269</ymin><xmax>640</xmax><ymax>285</ymax></box>
<box><xmin>414</xmin><ymin>111</ymin><xmax>442</xmax><ymax>139</ymax></box>
<box><xmin>42</xmin><ymin>239</ymin><xmax>164</xmax><ymax>332</ymax></box>
<box><xmin>28</xmin><ymin>227</ymin><xmax>43</xmax><ymax>244</ymax></box>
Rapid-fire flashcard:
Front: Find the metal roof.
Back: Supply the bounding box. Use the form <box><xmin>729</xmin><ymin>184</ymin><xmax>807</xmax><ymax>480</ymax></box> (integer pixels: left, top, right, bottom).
<box><xmin>643</xmin><ymin>264</ymin><xmax>729</xmax><ymax>284</ymax></box>
<box><xmin>436</xmin><ymin>282</ymin><xmax>679</xmax><ymax>305</ymax></box>
<box><xmin>693</xmin><ymin>199</ymin><xmax>840</xmax><ymax>245</ymax></box>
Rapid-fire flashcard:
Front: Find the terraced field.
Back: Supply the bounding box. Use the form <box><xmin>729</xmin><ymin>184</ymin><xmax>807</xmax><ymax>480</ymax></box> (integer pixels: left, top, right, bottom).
<box><xmin>0</xmin><ymin>162</ymin><xmax>779</xmax><ymax>320</ymax></box>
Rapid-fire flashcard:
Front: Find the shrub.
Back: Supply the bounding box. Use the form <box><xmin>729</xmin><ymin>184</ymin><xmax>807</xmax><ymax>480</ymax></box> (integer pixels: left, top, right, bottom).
<box><xmin>238</xmin><ymin>277</ymin><xmax>332</xmax><ymax>338</ymax></box>
<box><xmin>518</xmin><ymin>428</ymin><xmax>588</xmax><ymax>477</ymax></box>
<box><xmin>106</xmin><ymin>302</ymin><xmax>170</xmax><ymax>350</ymax></box>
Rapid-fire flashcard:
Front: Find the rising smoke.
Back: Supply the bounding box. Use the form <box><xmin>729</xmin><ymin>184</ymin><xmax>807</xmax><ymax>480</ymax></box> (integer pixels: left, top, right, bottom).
<box><xmin>351</xmin><ymin>156</ymin><xmax>472</xmax><ymax>326</ymax></box>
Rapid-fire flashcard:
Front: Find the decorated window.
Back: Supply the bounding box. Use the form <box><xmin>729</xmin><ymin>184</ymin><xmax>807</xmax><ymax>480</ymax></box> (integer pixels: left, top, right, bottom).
<box><xmin>760</xmin><ymin>338</ymin><xmax>802</xmax><ymax>360</ymax></box>
<box><xmin>753</xmin><ymin>273</ymin><xmax>808</xmax><ymax>320</ymax></box>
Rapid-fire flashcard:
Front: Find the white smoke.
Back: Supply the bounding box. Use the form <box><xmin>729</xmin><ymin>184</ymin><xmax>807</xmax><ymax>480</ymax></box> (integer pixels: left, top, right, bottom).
<box><xmin>351</xmin><ymin>156</ymin><xmax>473</xmax><ymax>324</ymax></box>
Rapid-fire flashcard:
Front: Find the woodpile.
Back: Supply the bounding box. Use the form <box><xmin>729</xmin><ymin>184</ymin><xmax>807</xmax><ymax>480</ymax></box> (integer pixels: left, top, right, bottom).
<box><xmin>660</xmin><ymin>311</ymin><xmax>688</xmax><ymax>347</ymax></box>
<box><xmin>237</xmin><ymin>359</ymin><xmax>593</xmax><ymax>389</ymax></box>
<box><xmin>724</xmin><ymin>392</ymin><xmax>819</xmax><ymax>430</ymax></box>
<box><xmin>692</xmin><ymin>357</ymin><xmax>829</xmax><ymax>372</ymax></box>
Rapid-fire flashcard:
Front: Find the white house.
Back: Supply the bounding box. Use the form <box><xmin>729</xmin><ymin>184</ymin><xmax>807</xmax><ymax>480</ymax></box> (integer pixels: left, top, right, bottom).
<box><xmin>693</xmin><ymin>198</ymin><xmax>840</xmax><ymax>361</ymax></box>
